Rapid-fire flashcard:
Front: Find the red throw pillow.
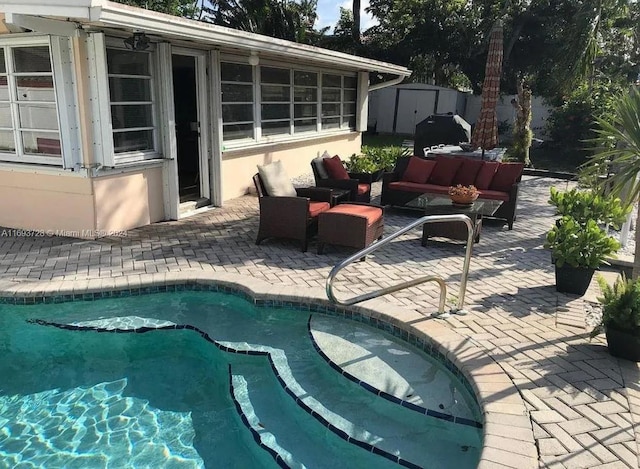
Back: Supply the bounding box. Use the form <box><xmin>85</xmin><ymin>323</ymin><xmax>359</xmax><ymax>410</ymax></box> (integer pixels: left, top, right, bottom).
<box><xmin>428</xmin><ymin>156</ymin><xmax>463</xmax><ymax>187</ymax></box>
<box><xmin>490</xmin><ymin>163</ymin><xmax>525</xmax><ymax>192</ymax></box>
<box><xmin>474</xmin><ymin>161</ymin><xmax>500</xmax><ymax>190</ymax></box>
<box><xmin>323</xmin><ymin>155</ymin><xmax>350</xmax><ymax>180</ymax></box>
<box><xmin>402</xmin><ymin>157</ymin><xmax>436</xmax><ymax>183</ymax></box>
<box><xmin>453</xmin><ymin>159</ymin><xmax>485</xmax><ymax>187</ymax></box>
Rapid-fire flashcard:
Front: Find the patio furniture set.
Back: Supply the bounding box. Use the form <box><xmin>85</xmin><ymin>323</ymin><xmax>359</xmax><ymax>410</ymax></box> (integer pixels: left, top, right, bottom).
<box><xmin>253</xmin><ymin>154</ymin><xmax>525</xmax><ymax>254</ymax></box>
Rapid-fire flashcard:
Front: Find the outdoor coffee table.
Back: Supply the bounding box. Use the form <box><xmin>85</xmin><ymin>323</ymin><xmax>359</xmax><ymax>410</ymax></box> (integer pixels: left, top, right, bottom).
<box><xmin>404</xmin><ymin>195</ymin><xmax>503</xmax><ymax>244</ymax></box>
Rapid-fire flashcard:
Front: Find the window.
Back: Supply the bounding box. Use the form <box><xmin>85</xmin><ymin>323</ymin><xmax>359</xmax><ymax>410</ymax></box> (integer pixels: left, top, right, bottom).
<box><xmin>342</xmin><ymin>76</ymin><xmax>357</xmax><ymax>129</ymax></box>
<box><xmin>107</xmin><ymin>48</ymin><xmax>155</xmax><ymax>154</ymax></box>
<box><xmin>321</xmin><ymin>74</ymin><xmax>342</xmax><ymax>130</ymax></box>
<box><xmin>0</xmin><ymin>45</ymin><xmax>62</xmax><ymax>164</ymax></box>
<box><xmin>220</xmin><ymin>59</ymin><xmax>357</xmax><ymax>144</ymax></box>
<box><xmin>261</xmin><ymin>66</ymin><xmax>291</xmax><ymax>137</ymax></box>
<box><xmin>294</xmin><ymin>70</ymin><xmax>318</xmax><ymax>133</ymax></box>
<box><xmin>221</xmin><ymin>62</ymin><xmax>254</xmax><ymax>141</ymax></box>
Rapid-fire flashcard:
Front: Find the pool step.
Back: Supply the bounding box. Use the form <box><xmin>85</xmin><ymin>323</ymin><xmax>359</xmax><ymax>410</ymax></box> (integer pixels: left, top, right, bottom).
<box><xmin>230</xmin><ymin>369</ymin><xmax>304</xmax><ymax>469</ymax></box>
<box><xmin>230</xmin><ymin>360</ymin><xmax>401</xmax><ymax>469</ymax></box>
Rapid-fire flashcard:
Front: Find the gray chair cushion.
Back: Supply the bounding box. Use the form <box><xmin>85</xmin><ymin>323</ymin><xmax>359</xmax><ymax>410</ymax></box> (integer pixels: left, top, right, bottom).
<box><xmin>312</xmin><ymin>151</ymin><xmax>332</xmax><ymax>180</ymax></box>
<box><xmin>257</xmin><ymin>161</ymin><xmax>297</xmax><ymax>197</ymax></box>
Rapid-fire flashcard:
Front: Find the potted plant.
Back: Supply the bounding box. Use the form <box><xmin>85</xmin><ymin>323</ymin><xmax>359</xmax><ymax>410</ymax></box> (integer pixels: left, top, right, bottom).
<box><xmin>345</xmin><ymin>153</ymin><xmax>380</xmax><ymax>179</ymax></box>
<box><xmin>591</xmin><ymin>274</ymin><xmax>640</xmax><ymax>361</ymax></box>
<box><xmin>545</xmin><ymin>216</ymin><xmax>621</xmax><ymax>295</ymax></box>
<box><xmin>548</xmin><ymin>187</ymin><xmax>629</xmax><ymax>228</ymax></box>
<box><xmin>347</xmin><ymin>146</ymin><xmax>412</xmax><ymax>181</ymax></box>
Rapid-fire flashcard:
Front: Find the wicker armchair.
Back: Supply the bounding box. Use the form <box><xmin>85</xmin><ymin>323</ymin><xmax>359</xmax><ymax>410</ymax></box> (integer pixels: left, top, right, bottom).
<box><xmin>253</xmin><ymin>173</ymin><xmax>332</xmax><ymax>252</ymax></box>
<box><xmin>310</xmin><ymin>157</ymin><xmax>372</xmax><ymax>203</ymax></box>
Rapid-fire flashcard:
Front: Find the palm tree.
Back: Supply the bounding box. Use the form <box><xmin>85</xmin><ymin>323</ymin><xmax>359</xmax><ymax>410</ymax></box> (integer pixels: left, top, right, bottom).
<box><xmin>581</xmin><ymin>88</ymin><xmax>640</xmax><ymax>277</ymax></box>
<box><xmin>352</xmin><ymin>0</ymin><xmax>360</xmax><ymax>44</ymax></box>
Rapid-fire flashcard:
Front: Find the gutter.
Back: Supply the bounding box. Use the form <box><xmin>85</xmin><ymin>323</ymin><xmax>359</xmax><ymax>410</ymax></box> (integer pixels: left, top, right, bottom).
<box><xmin>369</xmin><ymin>74</ymin><xmax>406</xmax><ymax>92</ymax></box>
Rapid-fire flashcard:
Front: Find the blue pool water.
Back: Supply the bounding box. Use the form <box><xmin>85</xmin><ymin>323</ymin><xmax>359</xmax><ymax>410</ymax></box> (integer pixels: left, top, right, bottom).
<box><xmin>0</xmin><ymin>291</ymin><xmax>482</xmax><ymax>468</ymax></box>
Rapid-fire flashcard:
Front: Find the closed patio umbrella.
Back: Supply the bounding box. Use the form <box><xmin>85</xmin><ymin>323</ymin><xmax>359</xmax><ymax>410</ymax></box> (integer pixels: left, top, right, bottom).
<box><xmin>471</xmin><ymin>20</ymin><xmax>504</xmax><ymax>155</ymax></box>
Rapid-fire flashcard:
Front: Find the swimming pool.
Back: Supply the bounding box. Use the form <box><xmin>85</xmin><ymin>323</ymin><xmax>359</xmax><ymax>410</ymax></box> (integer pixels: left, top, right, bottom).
<box><xmin>0</xmin><ymin>287</ymin><xmax>482</xmax><ymax>468</ymax></box>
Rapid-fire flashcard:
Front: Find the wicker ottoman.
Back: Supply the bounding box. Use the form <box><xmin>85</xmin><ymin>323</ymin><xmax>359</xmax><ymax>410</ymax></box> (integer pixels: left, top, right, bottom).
<box><xmin>317</xmin><ymin>203</ymin><xmax>384</xmax><ymax>254</ymax></box>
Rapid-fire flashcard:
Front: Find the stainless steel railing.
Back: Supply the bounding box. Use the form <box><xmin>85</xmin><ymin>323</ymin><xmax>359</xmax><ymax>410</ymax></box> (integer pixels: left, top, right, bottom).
<box><xmin>326</xmin><ymin>214</ymin><xmax>474</xmax><ymax>316</ymax></box>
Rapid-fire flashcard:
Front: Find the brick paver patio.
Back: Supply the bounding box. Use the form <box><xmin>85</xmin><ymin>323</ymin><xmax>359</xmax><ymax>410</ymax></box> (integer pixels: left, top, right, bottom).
<box><xmin>1</xmin><ymin>175</ymin><xmax>639</xmax><ymax>469</ymax></box>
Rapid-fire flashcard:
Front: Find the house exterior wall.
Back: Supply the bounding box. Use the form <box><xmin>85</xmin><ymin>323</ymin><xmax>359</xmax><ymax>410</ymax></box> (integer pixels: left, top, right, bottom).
<box><xmin>0</xmin><ymin>9</ymin><xmax>398</xmax><ymax>235</ymax></box>
<box><xmin>0</xmin><ymin>170</ymin><xmax>95</xmax><ymax>235</ymax></box>
<box><xmin>221</xmin><ymin>132</ymin><xmax>361</xmax><ymax>200</ymax></box>
<box><xmin>93</xmin><ymin>166</ymin><xmax>165</xmax><ymax>233</ymax></box>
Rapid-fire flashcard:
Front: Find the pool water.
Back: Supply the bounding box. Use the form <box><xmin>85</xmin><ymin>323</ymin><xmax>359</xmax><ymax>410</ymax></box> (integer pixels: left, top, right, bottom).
<box><xmin>0</xmin><ymin>291</ymin><xmax>482</xmax><ymax>468</ymax></box>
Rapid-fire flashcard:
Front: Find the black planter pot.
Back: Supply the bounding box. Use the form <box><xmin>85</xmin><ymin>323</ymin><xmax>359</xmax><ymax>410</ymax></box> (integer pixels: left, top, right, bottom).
<box><xmin>554</xmin><ymin>264</ymin><xmax>594</xmax><ymax>296</ymax></box>
<box><xmin>605</xmin><ymin>326</ymin><xmax>640</xmax><ymax>362</ymax></box>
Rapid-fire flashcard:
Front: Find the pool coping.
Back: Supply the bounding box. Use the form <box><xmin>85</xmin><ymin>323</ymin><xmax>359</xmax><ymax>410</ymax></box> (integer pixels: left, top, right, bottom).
<box><xmin>0</xmin><ymin>272</ymin><xmax>537</xmax><ymax>469</ymax></box>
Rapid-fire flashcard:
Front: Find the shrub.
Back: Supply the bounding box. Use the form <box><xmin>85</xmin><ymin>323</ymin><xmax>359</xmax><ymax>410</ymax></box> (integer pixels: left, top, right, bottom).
<box><xmin>548</xmin><ymin>187</ymin><xmax>630</xmax><ymax>229</ymax></box>
<box><xmin>591</xmin><ymin>274</ymin><xmax>640</xmax><ymax>338</ymax></box>
<box><xmin>546</xmin><ymin>80</ymin><xmax>624</xmax><ymax>161</ymax></box>
<box><xmin>544</xmin><ymin>216</ymin><xmax>620</xmax><ymax>269</ymax></box>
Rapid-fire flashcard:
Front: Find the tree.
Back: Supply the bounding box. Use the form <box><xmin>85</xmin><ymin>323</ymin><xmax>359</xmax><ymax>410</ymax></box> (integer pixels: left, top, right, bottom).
<box><xmin>114</xmin><ymin>0</ymin><xmax>200</xmax><ymax>17</ymax></box>
<box><xmin>363</xmin><ymin>0</ymin><xmax>637</xmax><ymax>99</ymax></box>
<box><xmin>352</xmin><ymin>0</ymin><xmax>361</xmax><ymax>44</ymax></box>
<box><xmin>581</xmin><ymin>88</ymin><xmax>640</xmax><ymax>278</ymax></box>
<box><xmin>202</xmin><ymin>0</ymin><xmax>319</xmax><ymax>42</ymax></box>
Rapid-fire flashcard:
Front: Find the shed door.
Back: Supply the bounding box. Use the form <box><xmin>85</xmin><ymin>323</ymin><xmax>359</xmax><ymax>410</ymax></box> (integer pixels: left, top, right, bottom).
<box><xmin>394</xmin><ymin>90</ymin><xmax>437</xmax><ymax>135</ymax></box>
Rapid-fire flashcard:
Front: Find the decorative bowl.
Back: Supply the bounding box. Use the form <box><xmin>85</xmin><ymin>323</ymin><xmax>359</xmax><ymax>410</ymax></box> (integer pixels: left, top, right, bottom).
<box><xmin>448</xmin><ymin>185</ymin><xmax>479</xmax><ymax>205</ymax></box>
<box><xmin>459</xmin><ymin>142</ymin><xmax>477</xmax><ymax>152</ymax></box>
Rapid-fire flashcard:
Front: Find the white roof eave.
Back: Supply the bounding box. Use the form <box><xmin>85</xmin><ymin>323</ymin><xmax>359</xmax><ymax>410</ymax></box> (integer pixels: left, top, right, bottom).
<box><xmin>95</xmin><ymin>2</ymin><xmax>410</xmax><ymax>76</ymax></box>
<box><xmin>0</xmin><ymin>0</ymin><xmax>410</xmax><ymax>76</ymax></box>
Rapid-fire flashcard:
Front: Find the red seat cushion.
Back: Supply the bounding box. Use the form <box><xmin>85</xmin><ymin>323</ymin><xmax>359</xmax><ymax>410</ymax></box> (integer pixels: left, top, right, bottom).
<box><xmin>326</xmin><ymin>204</ymin><xmax>382</xmax><ymax>225</ymax></box>
<box><xmin>477</xmin><ymin>189</ymin><xmax>510</xmax><ymax>202</ymax></box>
<box><xmin>453</xmin><ymin>159</ymin><xmax>484</xmax><ymax>187</ymax></box>
<box><xmin>323</xmin><ymin>155</ymin><xmax>350</xmax><ymax>180</ymax></box>
<box><xmin>490</xmin><ymin>163</ymin><xmax>524</xmax><ymax>192</ymax></box>
<box><xmin>474</xmin><ymin>161</ymin><xmax>500</xmax><ymax>190</ymax></box>
<box><xmin>357</xmin><ymin>183</ymin><xmax>371</xmax><ymax>195</ymax></box>
<box><xmin>402</xmin><ymin>157</ymin><xmax>436</xmax><ymax>183</ymax></box>
<box><xmin>428</xmin><ymin>156</ymin><xmax>463</xmax><ymax>187</ymax></box>
<box><xmin>388</xmin><ymin>182</ymin><xmax>450</xmax><ymax>195</ymax></box>
<box><xmin>308</xmin><ymin>201</ymin><xmax>330</xmax><ymax>217</ymax></box>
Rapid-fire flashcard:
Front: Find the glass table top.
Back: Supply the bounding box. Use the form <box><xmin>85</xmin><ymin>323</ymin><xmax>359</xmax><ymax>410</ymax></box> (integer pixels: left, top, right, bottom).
<box><xmin>405</xmin><ymin>195</ymin><xmax>503</xmax><ymax>217</ymax></box>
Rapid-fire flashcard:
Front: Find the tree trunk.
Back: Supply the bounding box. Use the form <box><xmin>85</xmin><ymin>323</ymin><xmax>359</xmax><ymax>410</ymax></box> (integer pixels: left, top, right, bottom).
<box><xmin>633</xmin><ymin>201</ymin><xmax>640</xmax><ymax>279</ymax></box>
<box><xmin>352</xmin><ymin>0</ymin><xmax>361</xmax><ymax>44</ymax></box>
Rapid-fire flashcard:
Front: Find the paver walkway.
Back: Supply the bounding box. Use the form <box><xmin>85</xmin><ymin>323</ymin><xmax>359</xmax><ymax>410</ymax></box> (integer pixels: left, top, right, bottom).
<box><xmin>1</xmin><ymin>175</ymin><xmax>639</xmax><ymax>469</ymax></box>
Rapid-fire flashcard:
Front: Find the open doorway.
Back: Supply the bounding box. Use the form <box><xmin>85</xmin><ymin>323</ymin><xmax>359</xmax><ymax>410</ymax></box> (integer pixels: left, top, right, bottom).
<box><xmin>172</xmin><ymin>53</ymin><xmax>208</xmax><ymax>207</ymax></box>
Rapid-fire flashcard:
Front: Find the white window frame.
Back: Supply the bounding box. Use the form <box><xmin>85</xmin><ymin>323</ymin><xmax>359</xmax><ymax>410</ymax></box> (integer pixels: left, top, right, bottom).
<box><xmin>220</xmin><ymin>59</ymin><xmax>256</xmax><ymax>144</ymax></box>
<box><xmin>0</xmin><ymin>35</ymin><xmax>77</xmax><ymax>168</ymax></box>
<box><xmin>219</xmin><ymin>53</ymin><xmax>358</xmax><ymax>149</ymax></box>
<box><xmin>93</xmin><ymin>36</ymin><xmax>161</xmax><ymax>167</ymax></box>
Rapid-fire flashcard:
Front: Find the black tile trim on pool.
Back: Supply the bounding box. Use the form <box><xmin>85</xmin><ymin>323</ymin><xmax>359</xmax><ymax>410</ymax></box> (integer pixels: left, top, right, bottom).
<box><xmin>306</xmin><ymin>315</ymin><xmax>483</xmax><ymax>429</ymax></box>
<box><xmin>29</xmin><ymin>317</ymin><xmax>422</xmax><ymax>469</ymax></box>
<box><xmin>228</xmin><ymin>364</ymin><xmax>292</xmax><ymax>469</ymax></box>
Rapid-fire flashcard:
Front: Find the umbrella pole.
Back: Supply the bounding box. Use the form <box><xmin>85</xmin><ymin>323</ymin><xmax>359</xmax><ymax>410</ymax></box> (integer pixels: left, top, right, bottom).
<box><xmin>481</xmin><ymin>148</ymin><xmax>485</xmax><ymax>160</ymax></box>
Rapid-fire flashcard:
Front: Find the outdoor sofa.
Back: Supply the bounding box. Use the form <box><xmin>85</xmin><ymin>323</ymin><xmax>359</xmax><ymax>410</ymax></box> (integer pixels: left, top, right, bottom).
<box><xmin>381</xmin><ymin>155</ymin><xmax>524</xmax><ymax>229</ymax></box>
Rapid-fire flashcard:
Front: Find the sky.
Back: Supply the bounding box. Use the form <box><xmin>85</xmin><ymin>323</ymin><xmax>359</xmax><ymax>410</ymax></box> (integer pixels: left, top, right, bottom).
<box><xmin>315</xmin><ymin>0</ymin><xmax>378</xmax><ymax>33</ymax></box>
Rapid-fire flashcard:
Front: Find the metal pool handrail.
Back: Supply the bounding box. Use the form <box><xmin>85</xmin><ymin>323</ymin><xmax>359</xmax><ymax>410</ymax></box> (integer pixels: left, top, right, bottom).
<box><xmin>326</xmin><ymin>214</ymin><xmax>474</xmax><ymax>315</ymax></box>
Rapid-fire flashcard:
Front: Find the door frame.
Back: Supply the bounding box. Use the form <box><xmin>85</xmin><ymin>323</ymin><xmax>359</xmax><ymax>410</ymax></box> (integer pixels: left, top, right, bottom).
<box><xmin>171</xmin><ymin>47</ymin><xmax>210</xmax><ymax>210</ymax></box>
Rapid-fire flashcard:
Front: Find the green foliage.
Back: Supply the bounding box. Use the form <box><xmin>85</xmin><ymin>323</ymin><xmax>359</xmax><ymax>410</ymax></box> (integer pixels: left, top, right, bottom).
<box><xmin>202</xmin><ymin>0</ymin><xmax>319</xmax><ymax>42</ymax></box>
<box><xmin>580</xmin><ymin>88</ymin><xmax>640</xmax><ymax>207</ymax></box>
<box><xmin>345</xmin><ymin>146</ymin><xmax>411</xmax><ymax>173</ymax></box>
<box><xmin>115</xmin><ymin>0</ymin><xmax>200</xmax><ymax>17</ymax></box>
<box><xmin>591</xmin><ymin>274</ymin><xmax>640</xmax><ymax>338</ymax></box>
<box><xmin>546</xmin><ymin>80</ymin><xmax>625</xmax><ymax>160</ymax></box>
<box><xmin>344</xmin><ymin>153</ymin><xmax>378</xmax><ymax>173</ymax></box>
<box><xmin>545</xmin><ymin>216</ymin><xmax>620</xmax><ymax>268</ymax></box>
<box><xmin>548</xmin><ymin>187</ymin><xmax>630</xmax><ymax>229</ymax></box>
